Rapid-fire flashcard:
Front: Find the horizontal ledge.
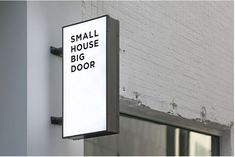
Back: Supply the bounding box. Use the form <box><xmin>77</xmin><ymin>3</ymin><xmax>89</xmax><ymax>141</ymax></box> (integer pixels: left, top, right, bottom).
<box><xmin>51</xmin><ymin>96</ymin><xmax>229</xmax><ymax>136</ymax></box>
<box><xmin>119</xmin><ymin>96</ymin><xmax>229</xmax><ymax>136</ymax></box>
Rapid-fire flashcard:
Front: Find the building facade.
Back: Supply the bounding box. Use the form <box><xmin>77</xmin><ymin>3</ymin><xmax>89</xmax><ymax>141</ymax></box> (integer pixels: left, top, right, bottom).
<box><xmin>0</xmin><ymin>1</ymin><xmax>233</xmax><ymax>155</ymax></box>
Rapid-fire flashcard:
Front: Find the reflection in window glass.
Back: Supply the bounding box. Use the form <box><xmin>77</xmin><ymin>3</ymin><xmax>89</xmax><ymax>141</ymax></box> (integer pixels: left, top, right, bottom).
<box><xmin>189</xmin><ymin>131</ymin><xmax>211</xmax><ymax>156</ymax></box>
<box><xmin>168</xmin><ymin>126</ymin><xmax>216</xmax><ymax>156</ymax></box>
<box><xmin>175</xmin><ymin>128</ymin><xmax>180</xmax><ymax>156</ymax></box>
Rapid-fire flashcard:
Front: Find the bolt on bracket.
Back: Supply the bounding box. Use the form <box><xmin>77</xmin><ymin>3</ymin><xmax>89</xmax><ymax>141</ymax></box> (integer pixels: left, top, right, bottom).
<box><xmin>50</xmin><ymin>46</ymin><xmax>62</xmax><ymax>57</ymax></box>
<box><xmin>50</xmin><ymin>116</ymin><xmax>62</xmax><ymax>125</ymax></box>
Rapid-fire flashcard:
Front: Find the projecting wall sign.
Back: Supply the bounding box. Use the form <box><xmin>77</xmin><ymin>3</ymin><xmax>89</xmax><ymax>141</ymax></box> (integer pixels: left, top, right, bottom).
<box><xmin>62</xmin><ymin>15</ymin><xmax>119</xmax><ymax>139</ymax></box>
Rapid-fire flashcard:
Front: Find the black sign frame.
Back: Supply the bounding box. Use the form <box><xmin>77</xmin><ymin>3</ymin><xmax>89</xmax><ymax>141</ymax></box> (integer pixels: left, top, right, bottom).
<box><xmin>62</xmin><ymin>15</ymin><xmax>119</xmax><ymax>140</ymax></box>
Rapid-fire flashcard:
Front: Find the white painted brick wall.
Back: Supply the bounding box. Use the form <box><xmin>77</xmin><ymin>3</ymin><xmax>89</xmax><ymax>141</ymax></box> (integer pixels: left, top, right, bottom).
<box><xmin>81</xmin><ymin>1</ymin><xmax>233</xmax><ymax>125</ymax></box>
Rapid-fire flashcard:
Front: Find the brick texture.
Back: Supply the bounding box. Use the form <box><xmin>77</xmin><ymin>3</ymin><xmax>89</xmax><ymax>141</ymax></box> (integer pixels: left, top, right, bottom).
<box><xmin>81</xmin><ymin>1</ymin><xmax>233</xmax><ymax>125</ymax></box>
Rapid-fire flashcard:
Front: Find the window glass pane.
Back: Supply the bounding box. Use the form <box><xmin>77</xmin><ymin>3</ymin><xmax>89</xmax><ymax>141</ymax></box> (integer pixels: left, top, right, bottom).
<box><xmin>84</xmin><ymin>115</ymin><xmax>219</xmax><ymax>156</ymax></box>
<box><xmin>175</xmin><ymin>128</ymin><xmax>180</xmax><ymax>156</ymax></box>
<box><xmin>189</xmin><ymin>131</ymin><xmax>211</xmax><ymax>156</ymax></box>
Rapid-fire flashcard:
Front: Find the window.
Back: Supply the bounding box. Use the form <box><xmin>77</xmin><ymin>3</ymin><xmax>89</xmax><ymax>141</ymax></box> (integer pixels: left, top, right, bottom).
<box><xmin>167</xmin><ymin>126</ymin><xmax>219</xmax><ymax>156</ymax></box>
<box><xmin>84</xmin><ymin>115</ymin><xmax>219</xmax><ymax>156</ymax></box>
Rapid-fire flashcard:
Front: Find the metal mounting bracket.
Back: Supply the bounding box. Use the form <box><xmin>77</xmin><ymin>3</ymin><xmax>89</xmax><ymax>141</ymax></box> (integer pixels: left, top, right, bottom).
<box><xmin>50</xmin><ymin>46</ymin><xmax>62</xmax><ymax>125</ymax></box>
<box><xmin>50</xmin><ymin>46</ymin><xmax>62</xmax><ymax>57</ymax></box>
<box><xmin>50</xmin><ymin>116</ymin><xmax>62</xmax><ymax>125</ymax></box>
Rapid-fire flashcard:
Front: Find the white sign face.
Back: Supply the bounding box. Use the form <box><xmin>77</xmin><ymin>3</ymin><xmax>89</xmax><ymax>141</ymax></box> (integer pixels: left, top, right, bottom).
<box><xmin>63</xmin><ymin>16</ymin><xmax>107</xmax><ymax>138</ymax></box>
